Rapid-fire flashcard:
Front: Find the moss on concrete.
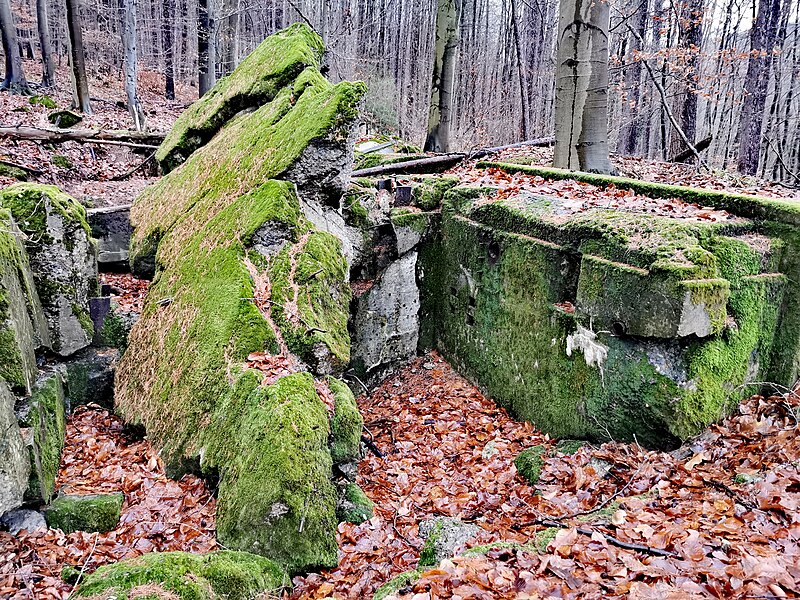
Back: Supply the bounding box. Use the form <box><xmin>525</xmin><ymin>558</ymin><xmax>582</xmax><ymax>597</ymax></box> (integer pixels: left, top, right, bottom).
<box><xmin>479</xmin><ymin>162</ymin><xmax>800</xmax><ymax>226</ymax></box>
<box><xmin>328</xmin><ymin>376</ymin><xmax>363</xmax><ymax>464</ymax></box>
<box><xmin>44</xmin><ymin>492</ymin><xmax>123</xmax><ymax>533</ymax></box>
<box><xmin>20</xmin><ymin>372</ymin><xmax>66</xmax><ymax>503</ymax></box>
<box><xmin>157</xmin><ymin>23</ymin><xmax>325</xmax><ymax>173</ymax></box>
<box><xmin>514</xmin><ymin>445</ymin><xmax>546</xmax><ymax>485</ymax></box>
<box><xmin>0</xmin><ymin>183</ymin><xmax>90</xmax><ymax>244</ymax></box>
<box><xmin>76</xmin><ymin>550</ymin><xmax>288</xmax><ymax>600</ymax></box>
<box><xmin>0</xmin><ymin>162</ymin><xmax>28</xmax><ymax>180</ymax></box>
<box><xmin>424</xmin><ymin>185</ymin><xmax>793</xmax><ymax>447</ymax></box>
<box><xmin>210</xmin><ymin>372</ymin><xmax>339</xmax><ymax>574</ymax></box>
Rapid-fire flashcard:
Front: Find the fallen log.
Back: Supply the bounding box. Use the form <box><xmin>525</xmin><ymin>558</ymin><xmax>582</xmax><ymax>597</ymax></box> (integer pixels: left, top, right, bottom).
<box><xmin>351</xmin><ymin>153</ymin><xmax>466</xmax><ymax>177</ymax></box>
<box><xmin>0</xmin><ymin>125</ymin><xmax>166</xmax><ymax>148</ymax></box>
<box><xmin>670</xmin><ymin>135</ymin><xmax>713</xmax><ymax>164</ymax></box>
<box><xmin>350</xmin><ymin>136</ymin><xmax>554</xmax><ymax>178</ymax></box>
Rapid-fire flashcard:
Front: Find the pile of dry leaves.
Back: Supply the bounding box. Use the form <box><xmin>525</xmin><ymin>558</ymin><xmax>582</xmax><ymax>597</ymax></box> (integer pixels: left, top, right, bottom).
<box><xmin>294</xmin><ymin>353</ymin><xmax>800</xmax><ymax>599</ymax></box>
<box><xmin>0</xmin><ymin>407</ymin><xmax>217</xmax><ymax>600</ymax></box>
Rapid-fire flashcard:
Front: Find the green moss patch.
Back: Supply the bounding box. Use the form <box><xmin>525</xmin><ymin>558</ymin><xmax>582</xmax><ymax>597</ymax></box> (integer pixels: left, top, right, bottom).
<box><xmin>337</xmin><ymin>483</ymin><xmax>374</xmax><ymax>524</ymax></box>
<box><xmin>76</xmin><ymin>550</ymin><xmax>288</xmax><ymax>600</ymax></box>
<box><xmin>20</xmin><ymin>372</ymin><xmax>66</xmax><ymax>503</ymax></box>
<box><xmin>328</xmin><ymin>377</ymin><xmax>363</xmax><ymax>465</ymax></box>
<box><xmin>44</xmin><ymin>492</ymin><xmax>123</xmax><ymax>533</ymax></box>
<box><xmin>479</xmin><ymin>161</ymin><xmax>800</xmax><ymax>226</ymax></box>
<box><xmin>373</xmin><ymin>568</ymin><xmax>424</xmax><ymax>600</ymax></box>
<box><xmin>514</xmin><ymin>445</ymin><xmax>546</xmax><ymax>485</ymax></box>
<box><xmin>157</xmin><ymin>23</ymin><xmax>326</xmax><ymax>173</ymax></box>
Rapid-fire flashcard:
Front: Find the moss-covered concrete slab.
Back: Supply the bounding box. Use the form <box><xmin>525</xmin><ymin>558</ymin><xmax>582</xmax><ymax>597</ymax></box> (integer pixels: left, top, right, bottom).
<box><xmin>44</xmin><ymin>492</ymin><xmax>123</xmax><ymax>533</ymax></box>
<box><xmin>117</xmin><ymin>27</ymin><xmax>366</xmax><ymax>574</ymax></box>
<box><xmin>75</xmin><ymin>550</ymin><xmax>288</xmax><ymax>599</ymax></box>
<box><xmin>156</xmin><ymin>23</ymin><xmax>325</xmax><ymax>173</ymax></box>
<box><xmin>336</xmin><ymin>482</ymin><xmax>374</xmax><ymax>524</ymax></box>
<box><xmin>0</xmin><ymin>209</ymin><xmax>49</xmax><ymax>392</ymax></box>
<box><xmin>17</xmin><ymin>371</ymin><xmax>66</xmax><ymax>503</ymax></box>
<box><xmin>0</xmin><ymin>183</ymin><xmax>97</xmax><ymax>357</ymax></box>
<box><xmin>0</xmin><ymin>380</ymin><xmax>29</xmax><ymax>514</ymax></box>
<box><xmin>422</xmin><ymin>178</ymin><xmax>800</xmax><ymax>447</ymax></box>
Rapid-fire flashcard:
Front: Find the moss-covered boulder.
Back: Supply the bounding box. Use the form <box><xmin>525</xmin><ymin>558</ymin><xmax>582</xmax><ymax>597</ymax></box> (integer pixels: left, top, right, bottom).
<box><xmin>0</xmin><ymin>379</ymin><xmax>29</xmax><ymax>514</ymax></box>
<box><xmin>75</xmin><ymin>550</ymin><xmax>288</xmax><ymax>599</ymax></box>
<box><xmin>18</xmin><ymin>371</ymin><xmax>66</xmax><ymax>503</ymax></box>
<box><xmin>0</xmin><ymin>183</ymin><xmax>97</xmax><ymax>357</ymax></box>
<box><xmin>0</xmin><ymin>209</ymin><xmax>49</xmax><ymax>392</ymax></box>
<box><xmin>48</xmin><ymin>110</ymin><xmax>83</xmax><ymax>128</ymax></box>
<box><xmin>156</xmin><ymin>23</ymin><xmax>325</xmax><ymax>174</ymax></box>
<box><xmin>117</xmin><ymin>26</ymin><xmax>366</xmax><ymax>574</ymax></box>
<box><xmin>44</xmin><ymin>492</ymin><xmax>123</xmax><ymax>533</ymax></box>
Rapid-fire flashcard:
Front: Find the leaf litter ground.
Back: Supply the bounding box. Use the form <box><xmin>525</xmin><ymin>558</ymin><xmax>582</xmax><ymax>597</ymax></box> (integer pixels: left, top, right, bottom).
<box><xmin>1</xmin><ymin>351</ymin><xmax>798</xmax><ymax>598</ymax></box>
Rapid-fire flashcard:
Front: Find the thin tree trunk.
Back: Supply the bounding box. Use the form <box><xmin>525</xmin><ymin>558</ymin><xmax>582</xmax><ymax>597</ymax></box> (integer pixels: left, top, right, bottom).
<box><xmin>619</xmin><ymin>0</ymin><xmax>647</xmax><ymax>155</ymax></box>
<box><xmin>65</xmin><ymin>0</ymin><xmax>92</xmax><ymax>113</ymax></box>
<box><xmin>198</xmin><ymin>0</ymin><xmax>214</xmax><ymax>96</ymax></box>
<box><xmin>123</xmin><ymin>0</ymin><xmax>145</xmax><ymax>130</ymax></box>
<box><xmin>36</xmin><ymin>0</ymin><xmax>55</xmax><ymax>87</ymax></box>
<box><xmin>669</xmin><ymin>0</ymin><xmax>704</xmax><ymax>158</ymax></box>
<box><xmin>509</xmin><ymin>0</ymin><xmax>529</xmax><ymax>139</ymax></box>
<box><xmin>736</xmin><ymin>0</ymin><xmax>782</xmax><ymax>175</ymax></box>
<box><xmin>553</xmin><ymin>0</ymin><xmax>612</xmax><ymax>173</ymax></box>
<box><xmin>0</xmin><ymin>0</ymin><xmax>29</xmax><ymax>92</ymax></box>
<box><xmin>425</xmin><ymin>0</ymin><xmax>462</xmax><ymax>152</ymax></box>
<box><xmin>163</xmin><ymin>0</ymin><xmax>175</xmax><ymax>99</ymax></box>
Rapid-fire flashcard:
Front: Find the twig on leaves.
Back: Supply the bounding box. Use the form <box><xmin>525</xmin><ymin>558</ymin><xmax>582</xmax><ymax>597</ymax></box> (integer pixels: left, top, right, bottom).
<box><xmin>557</xmin><ymin>461</ymin><xmax>645</xmax><ymax>521</ymax></box>
<box><xmin>517</xmin><ymin>518</ymin><xmax>682</xmax><ymax>559</ymax></box>
<box><xmin>702</xmin><ymin>479</ymin><xmax>758</xmax><ymax>511</ymax></box>
<box><xmin>361</xmin><ymin>434</ymin><xmax>385</xmax><ymax>458</ymax></box>
<box><xmin>67</xmin><ymin>532</ymin><xmax>99</xmax><ymax>599</ymax></box>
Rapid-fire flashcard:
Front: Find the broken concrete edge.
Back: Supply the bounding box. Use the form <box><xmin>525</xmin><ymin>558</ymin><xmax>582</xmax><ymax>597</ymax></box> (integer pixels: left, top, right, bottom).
<box><xmin>0</xmin><ymin>380</ymin><xmax>29</xmax><ymax>514</ymax></box>
<box><xmin>44</xmin><ymin>492</ymin><xmax>123</xmax><ymax>533</ymax></box>
<box><xmin>478</xmin><ymin>161</ymin><xmax>800</xmax><ymax>226</ymax></box>
<box><xmin>74</xmin><ymin>550</ymin><xmax>289</xmax><ymax>598</ymax></box>
<box><xmin>87</xmin><ymin>204</ymin><xmax>132</xmax><ymax>266</ymax></box>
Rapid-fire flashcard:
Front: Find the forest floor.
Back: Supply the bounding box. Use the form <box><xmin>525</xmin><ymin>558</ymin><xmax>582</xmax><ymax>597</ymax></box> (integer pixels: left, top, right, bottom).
<box><xmin>2</xmin><ymin>340</ymin><xmax>799</xmax><ymax>599</ymax></box>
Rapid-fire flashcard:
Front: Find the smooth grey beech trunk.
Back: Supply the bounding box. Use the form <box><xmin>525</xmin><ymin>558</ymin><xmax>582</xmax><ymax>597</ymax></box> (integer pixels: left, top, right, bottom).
<box><xmin>553</xmin><ymin>0</ymin><xmax>612</xmax><ymax>173</ymax></box>
<box><xmin>425</xmin><ymin>0</ymin><xmax>461</xmax><ymax>153</ymax></box>
<box><xmin>123</xmin><ymin>0</ymin><xmax>146</xmax><ymax>131</ymax></box>
<box><xmin>0</xmin><ymin>0</ymin><xmax>29</xmax><ymax>93</ymax></box>
<box><xmin>36</xmin><ymin>0</ymin><xmax>55</xmax><ymax>87</ymax></box>
<box><xmin>65</xmin><ymin>0</ymin><xmax>92</xmax><ymax>113</ymax></box>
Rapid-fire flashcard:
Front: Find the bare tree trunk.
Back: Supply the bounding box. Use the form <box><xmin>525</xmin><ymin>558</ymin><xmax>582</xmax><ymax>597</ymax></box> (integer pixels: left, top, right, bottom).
<box><xmin>619</xmin><ymin>0</ymin><xmax>647</xmax><ymax>155</ymax></box>
<box><xmin>0</xmin><ymin>0</ymin><xmax>30</xmax><ymax>93</ymax></box>
<box><xmin>65</xmin><ymin>0</ymin><xmax>92</xmax><ymax>113</ymax></box>
<box><xmin>163</xmin><ymin>0</ymin><xmax>175</xmax><ymax>99</ymax></box>
<box><xmin>123</xmin><ymin>0</ymin><xmax>146</xmax><ymax>131</ymax></box>
<box><xmin>509</xmin><ymin>0</ymin><xmax>529</xmax><ymax>139</ymax></box>
<box><xmin>553</xmin><ymin>0</ymin><xmax>612</xmax><ymax>173</ymax></box>
<box><xmin>669</xmin><ymin>0</ymin><xmax>704</xmax><ymax>159</ymax></box>
<box><xmin>36</xmin><ymin>0</ymin><xmax>55</xmax><ymax>87</ymax></box>
<box><xmin>736</xmin><ymin>0</ymin><xmax>782</xmax><ymax>175</ymax></box>
<box><xmin>425</xmin><ymin>0</ymin><xmax>462</xmax><ymax>152</ymax></box>
<box><xmin>198</xmin><ymin>0</ymin><xmax>216</xmax><ymax>95</ymax></box>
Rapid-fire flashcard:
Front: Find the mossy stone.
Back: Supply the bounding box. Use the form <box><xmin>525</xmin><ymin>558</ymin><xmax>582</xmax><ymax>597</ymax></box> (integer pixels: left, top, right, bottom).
<box><xmin>157</xmin><ymin>23</ymin><xmax>326</xmax><ymax>173</ymax></box>
<box><xmin>336</xmin><ymin>483</ymin><xmax>374</xmax><ymax>524</ymax></box>
<box><xmin>44</xmin><ymin>492</ymin><xmax>123</xmax><ymax>533</ymax></box>
<box><xmin>327</xmin><ymin>376</ymin><xmax>363</xmax><ymax>465</ymax></box>
<box><xmin>514</xmin><ymin>445</ymin><xmax>546</xmax><ymax>485</ymax></box>
<box><xmin>75</xmin><ymin>550</ymin><xmax>288</xmax><ymax>600</ymax></box>
<box><xmin>48</xmin><ymin>110</ymin><xmax>83</xmax><ymax>128</ymax></box>
<box><xmin>372</xmin><ymin>568</ymin><xmax>424</xmax><ymax>600</ymax></box>
<box><xmin>52</xmin><ymin>155</ymin><xmax>73</xmax><ymax>170</ymax></box>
